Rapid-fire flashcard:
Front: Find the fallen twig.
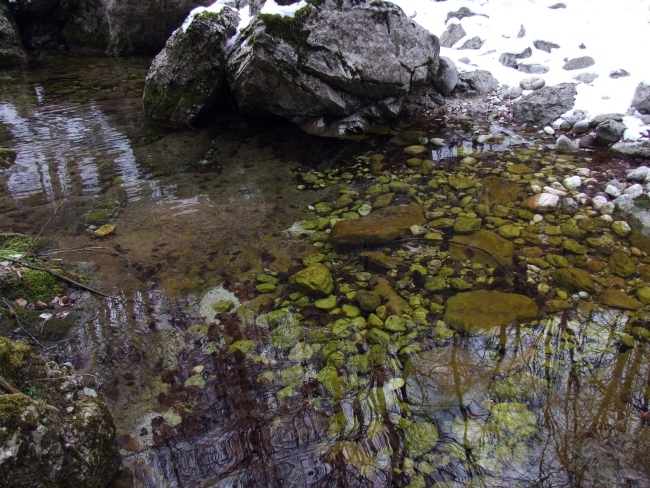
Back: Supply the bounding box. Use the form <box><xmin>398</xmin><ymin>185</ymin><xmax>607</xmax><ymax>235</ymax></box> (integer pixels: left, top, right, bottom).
<box><xmin>0</xmin><ymin>374</ymin><xmax>19</xmax><ymax>394</ymax></box>
<box><xmin>2</xmin><ymin>299</ymin><xmax>45</xmax><ymax>349</ymax></box>
<box><xmin>1</xmin><ymin>256</ymin><xmax>113</xmax><ymax>298</ymax></box>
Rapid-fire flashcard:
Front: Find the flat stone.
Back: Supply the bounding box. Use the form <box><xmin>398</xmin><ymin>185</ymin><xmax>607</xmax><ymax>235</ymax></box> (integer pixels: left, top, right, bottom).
<box><xmin>444</xmin><ymin>290</ymin><xmax>539</xmax><ymax>335</ymax></box>
<box><xmin>562</xmin><ymin>56</ymin><xmax>595</xmax><ymax>71</ymax></box>
<box><xmin>404</xmin><ymin>145</ymin><xmax>428</xmax><ymax>156</ymax></box>
<box><xmin>609</xmin><ymin>252</ymin><xmax>636</xmax><ymax>278</ymax></box>
<box><xmin>450</xmin><ymin>230</ymin><xmax>515</xmax><ymax>267</ymax></box>
<box><xmin>404</xmin><ymin>348</ymin><xmax>492</xmax><ymax>416</ymax></box>
<box><xmin>552</xmin><ymin>268</ymin><xmax>595</xmax><ymax>293</ymax></box>
<box><xmin>453</xmin><ymin>218</ymin><xmax>482</xmax><ymax>234</ymax></box>
<box><xmin>480</xmin><ymin>176</ymin><xmax>526</xmax><ymax>206</ymax></box>
<box><xmin>360</xmin><ymin>251</ymin><xmax>402</xmax><ymax>269</ymax></box>
<box><xmin>331</xmin><ymin>205</ymin><xmax>425</xmax><ymax>247</ymax></box>
<box><xmin>599</xmin><ymin>289</ymin><xmax>641</xmax><ymax>310</ymax></box>
<box><xmin>521</xmin><ymin>193</ymin><xmax>560</xmax><ymax>212</ymax></box>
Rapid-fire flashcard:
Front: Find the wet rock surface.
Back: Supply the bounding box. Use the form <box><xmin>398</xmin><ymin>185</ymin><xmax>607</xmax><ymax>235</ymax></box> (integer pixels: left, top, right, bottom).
<box><xmin>0</xmin><ymin>2</ymin><xmax>26</xmax><ymax>67</ymax></box>
<box><xmin>0</xmin><ymin>338</ymin><xmax>120</xmax><ymax>487</ymax></box>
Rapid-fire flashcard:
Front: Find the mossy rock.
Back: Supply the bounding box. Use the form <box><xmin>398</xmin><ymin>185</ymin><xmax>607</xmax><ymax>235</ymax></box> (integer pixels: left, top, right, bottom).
<box><xmin>552</xmin><ymin>268</ymin><xmax>595</xmax><ymax>293</ymax></box>
<box><xmin>450</xmin><ymin>230</ymin><xmax>515</xmax><ymax>267</ymax></box>
<box><xmin>609</xmin><ymin>252</ymin><xmax>636</xmax><ymax>278</ymax></box>
<box><xmin>289</xmin><ymin>264</ymin><xmax>334</xmax><ymax>296</ymax></box>
<box><xmin>599</xmin><ymin>289</ymin><xmax>641</xmax><ymax>310</ymax></box>
<box><xmin>444</xmin><ymin>290</ymin><xmax>539</xmax><ymax>335</ymax></box>
<box><xmin>405</xmin><ymin>422</ymin><xmax>439</xmax><ymax>458</ymax></box>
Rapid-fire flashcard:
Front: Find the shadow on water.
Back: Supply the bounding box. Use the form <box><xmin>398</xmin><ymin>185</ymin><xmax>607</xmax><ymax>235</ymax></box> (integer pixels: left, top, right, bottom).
<box><xmin>1</xmin><ymin>54</ymin><xmax>649</xmax><ymax>488</ymax></box>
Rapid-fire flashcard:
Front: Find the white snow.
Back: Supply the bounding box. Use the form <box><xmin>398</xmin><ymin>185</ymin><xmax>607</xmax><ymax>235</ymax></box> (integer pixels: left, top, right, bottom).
<box><xmin>227</xmin><ymin>5</ymin><xmax>254</xmax><ymax>47</ymax></box>
<box><xmin>260</xmin><ymin>0</ymin><xmax>308</xmax><ymax>17</ymax></box>
<box><xmin>386</xmin><ymin>0</ymin><xmax>650</xmax><ymax>139</ymax></box>
<box><xmin>182</xmin><ymin>0</ymin><xmax>231</xmax><ymax>33</ymax></box>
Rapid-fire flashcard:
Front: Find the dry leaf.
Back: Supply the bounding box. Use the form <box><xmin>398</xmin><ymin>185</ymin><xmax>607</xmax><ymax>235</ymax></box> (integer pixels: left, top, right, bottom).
<box><xmin>15</xmin><ymin>298</ymin><xmax>27</xmax><ymax>308</ymax></box>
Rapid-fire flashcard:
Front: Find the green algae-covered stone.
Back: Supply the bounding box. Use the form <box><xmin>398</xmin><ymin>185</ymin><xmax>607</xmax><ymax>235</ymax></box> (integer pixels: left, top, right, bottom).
<box><xmin>356</xmin><ymin>289</ymin><xmax>381</xmax><ymax>311</ymax></box>
<box><xmin>289</xmin><ymin>264</ymin><xmax>334</xmax><ymax>296</ymax></box>
<box><xmin>450</xmin><ymin>230</ymin><xmax>515</xmax><ymax>267</ymax></box>
<box><xmin>405</xmin><ymin>422</ymin><xmax>439</xmax><ymax>458</ymax></box>
<box><xmin>453</xmin><ymin>218</ymin><xmax>482</xmax><ymax>234</ymax></box>
<box><xmin>609</xmin><ymin>252</ymin><xmax>636</xmax><ymax>278</ymax></box>
<box><xmin>425</xmin><ymin>276</ymin><xmax>447</xmax><ymax>293</ymax></box>
<box><xmin>552</xmin><ymin>268</ymin><xmax>595</xmax><ymax>293</ymax></box>
<box><xmin>444</xmin><ymin>290</ymin><xmax>539</xmax><ymax>335</ymax></box>
<box><xmin>599</xmin><ymin>289</ymin><xmax>641</xmax><ymax>310</ymax></box>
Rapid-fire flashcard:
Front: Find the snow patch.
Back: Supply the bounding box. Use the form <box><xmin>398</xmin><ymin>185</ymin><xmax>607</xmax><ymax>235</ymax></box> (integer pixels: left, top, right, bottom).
<box><xmin>182</xmin><ymin>0</ymin><xmax>232</xmax><ymax>33</ymax></box>
<box><xmin>260</xmin><ymin>0</ymin><xmax>308</xmax><ymax>17</ymax></box>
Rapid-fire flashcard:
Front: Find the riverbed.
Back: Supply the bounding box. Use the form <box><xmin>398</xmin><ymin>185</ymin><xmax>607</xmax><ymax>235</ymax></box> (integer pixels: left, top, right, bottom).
<box><xmin>1</xmin><ymin>54</ymin><xmax>649</xmax><ymax>488</ymax></box>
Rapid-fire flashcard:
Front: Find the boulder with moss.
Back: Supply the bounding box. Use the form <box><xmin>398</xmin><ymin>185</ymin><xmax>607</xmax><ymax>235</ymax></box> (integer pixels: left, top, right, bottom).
<box><xmin>143</xmin><ymin>6</ymin><xmax>240</xmax><ymax>124</ymax></box>
<box><xmin>144</xmin><ymin>0</ymin><xmax>440</xmax><ymax>136</ymax></box>
<box><xmin>0</xmin><ymin>337</ymin><xmax>120</xmax><ymax>487</ymax></box>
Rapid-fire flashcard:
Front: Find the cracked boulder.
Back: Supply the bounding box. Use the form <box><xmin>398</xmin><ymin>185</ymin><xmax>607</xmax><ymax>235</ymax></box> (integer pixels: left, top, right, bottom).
<box><xmin>144</xmin><ymin>0</ymin><xmax>440</xmax><ymax>137</ymax></box>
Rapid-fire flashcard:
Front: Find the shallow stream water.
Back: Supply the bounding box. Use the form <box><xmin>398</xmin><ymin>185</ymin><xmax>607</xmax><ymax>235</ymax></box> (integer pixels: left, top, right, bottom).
<box><xmin>1</xmin><ymin>55</ymin><xmax>649</xmax><ymax>488</ymax></box>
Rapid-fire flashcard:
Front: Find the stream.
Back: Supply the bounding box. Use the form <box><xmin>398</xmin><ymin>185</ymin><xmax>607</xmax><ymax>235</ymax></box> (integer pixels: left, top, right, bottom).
<box><xmin>1</xmin><ymin>54</ymin><xmax>649</xmax><ymax>488</ymax></box>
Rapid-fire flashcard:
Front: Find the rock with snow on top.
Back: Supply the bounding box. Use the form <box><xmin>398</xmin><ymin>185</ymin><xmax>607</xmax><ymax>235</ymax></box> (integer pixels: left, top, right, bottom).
<box><xmin>533</xmin><ymin>40</ymin><xmax>560</xmax><ymax>53</ymax></box>
<box><xmin>499</xmin><ymin>47</ymin><xmax>532</xmax><ymax>69</ymax></box>
<box><xmin>574</xmin><ymin>73</ymin><xmax>598</xmax><ymax>84</ymax></box>
<box><xmin>519</xmin><ymin>77</ymin><xmax>545</xmax><ymax>91</ymax></box>
<box><xmin>609</xmin><ymin>69</ymin><xmax>630</xmax><ymax>79</ymax></box>
<box><xmin>440</xmin><ymin>22</ymin><xmax>466</xmax><ymax>48</ymax></box>
<box><xmin>521</xmin><ymin>193</ymin><xmax>560</xmax><ymax>212</ymax></box>
<box><xmin>562</xmin><ymin>56</ymin><xmax>595</xmax><ymax>71</ymax></box>
<box><xmin>632</xmin><ymin>82</ymin><xmax>650</xmax><ymax>114</ymax></box>
<box><xmin>143</xmin><ymin>7</ymin><xmax>240</xmax><ymax>124</ymax></box>
<box><xmin>626</xmin><ymin>166</ymin><xmax>650</xmax><ymax>181</ymax></box>
<box><xmin>517</xmin><ymin>63</ymin><xmax>549</xmax><ymax>74</ymax></box>
<box><xmin>458</xmin><ymin>36</ymin><xmax>483</xmax><ymax>50</ymax></box>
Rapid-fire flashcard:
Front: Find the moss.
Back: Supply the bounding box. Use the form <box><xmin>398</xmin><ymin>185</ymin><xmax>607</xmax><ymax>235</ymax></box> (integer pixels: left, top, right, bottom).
<box><xmin>0</xmin><ymin>148</ymin><xmax>17</xmax><ymax>169</ymax></box>
<box><xmin>634</xmin><ymin>193</ymin><xmax>650</xmax><ymax>210</ymax></box>
<box><xmin>0</xmin><ymin>337</ymin><xmax>30</xmax><ymax>385</ymax></box>
<box><xmin>0</xmin><ymin>232</ymin><xmax>47</xmax><ymax>257</ymax></box>
<box><xmin>258</xmin><ymin>6</ymin><xmax>314</xmax><ymax>50</ymax></box>
<box><xmin>0</xmin><ymin>393</ymin><xmax>39</xmax><ymax>444</ymax></box>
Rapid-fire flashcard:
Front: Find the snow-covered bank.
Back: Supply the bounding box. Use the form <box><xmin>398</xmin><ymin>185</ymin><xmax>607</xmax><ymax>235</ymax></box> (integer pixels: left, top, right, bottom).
<box><xmin>388</xmin><ymin>0</ymin><xmax>650</xmax><ymax>139</ymax></box>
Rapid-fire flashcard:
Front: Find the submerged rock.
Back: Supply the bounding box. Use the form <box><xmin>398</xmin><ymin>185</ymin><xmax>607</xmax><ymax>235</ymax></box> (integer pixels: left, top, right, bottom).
<box><xmin>404</xmin><ymin>347</ymin><xmax>492</xmax><ymax>416</ymax></box>
<box><xmin>331</xmin><ymin>205</ymin><xmax>425</xmax><ymax>247</ymax></box>
<box><xmin>143</xmin><ymin>6</ymin><xmax>240</xmax><ymax>124</ymax></box>
<box><xmin>0</xmin><ymin>338</ymin><xmax>120</xmax><ymax>486</ymax></box>
<box><xmin>449</xmin><ymin>230</ymin><xmax>515</xmax><ymax>267</ymax></box>
<box><xmin>289</xmin><ymin>263</ymin><xmax>334</xmax><ymax>297</ymax></box>
<box><xmin>443</xmin><ymin>290</ymin><xmax>539</xmax><ymax>335</ymax></box>
<box><xmin>552</xmin><ymin>268</ymin><xmax>595</xmax><ymax>293</ymax></box>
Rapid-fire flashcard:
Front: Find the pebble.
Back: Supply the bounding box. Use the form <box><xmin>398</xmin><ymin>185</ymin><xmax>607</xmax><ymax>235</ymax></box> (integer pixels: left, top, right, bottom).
<box><xmin>563</xmin><ymin>176</ymin><xmax>582</xmax><ymax>190</ymax></box>
<box><xmin>544</xmin><ymin>126</ymin><xmax>555</xmax><ymax>135</ymax></box>
<box><xmin>627</xmin><ymin>166</ymin><xmax>650</xmax><ymax>181</ymax></box>
<box><xmin>623</xmin><ymin>184</ymin><xmax>644</xmax><ymax>197</ymax></box>
<box><xmin>572</xmin><ymin>120</ymin><xmax>591</xmax><ymax>134</ymax></box>
<box><xmin>605</xmin><ymin>184</ymin><xmax>622</xmax><ymax>198</ymax></box>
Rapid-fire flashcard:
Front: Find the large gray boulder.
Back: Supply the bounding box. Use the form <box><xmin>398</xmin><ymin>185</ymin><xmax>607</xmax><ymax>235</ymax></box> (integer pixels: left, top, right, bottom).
<box><xmin>143</xmin><ymin>7</ymin><xmax>240</xmax><ymax>124</ymax></box>
<box><xmin>228</xmin><ymin>0</ymin><xmax>439</xmax><ymax>136</ymax></box>
<box><xmin>0</xmin><ymin>1</ymin><xmax>27</xmax><ymax>66</ymax></box>
<box><xmin>144</xmin><ymin>0</ymin><xmax>440</xmax><ymax>137</ymax></box>
<box><xmin>610</xmin><ymin>141</ymin><xmax>650</xmax><ymax>159</ymax></box>
<box><xmin>513</xmin><ymin>83</ymin><xmax>577</xmax><ymax>126</ymax></box>
<box><xmin>632</xmin><ymin>81</ymin><xmax>650</xmax><ymax>114</ymax></box>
